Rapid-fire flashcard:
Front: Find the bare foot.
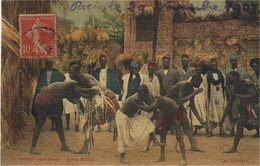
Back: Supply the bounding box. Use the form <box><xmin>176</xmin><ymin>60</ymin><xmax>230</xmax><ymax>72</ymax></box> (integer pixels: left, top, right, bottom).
<box><xmin>156</xmin><ymin>156</ymin><xmax>165</xmax><ymax>162</ymax></box>
<box><xmin>206</xmin><ymin>132</ymin><xmax>213</xmax><ymax>137</ymax></box>
<box><xmin>219</xmin><ymin>133</ymin><xmax>228</xmax><ymax>138</ymax></box>
<box><xmin>120</xmin><ymin>158</ymin><xmax>130</xmax><ymax>164</ymax></box>
<box><xmin>73</xmin><ymin>148</ymin><xmax>89</xmax><ymax>154</ymax></box>
<box><xmin>180</xmin><ymin>159</ymin><xmax>187</xmax><ymax>166</ymax></box>
<box><xmin>252</xmin><ymin>133</ymin><xmax>259</xmax><ymax>138</ymax></box>
<box><xmin>194</xmin><ymin>133</ymin><xmax>199</xmax><ymax>137</ymax></box>
<box><xmin>153</xmin><ymin>141</ymin><xmax>165</xmax><ymax>147</ymax></box>
<box><xmin>95</xmin><ymin>126</ymin><xmax>101</xmax><ymax>133</ymax></box>
<box><xmin>113</xmin><ymin>153</ymin><xmax>120</xmax><ymax>157</ymax></box>
<box><xmin>61</xmin><ymin>146</ymin><xmax>73</xmax><ymax>152</ymax></box>
<box><xmin>30</xmin><ymin>147</ymin><xmax>40</xmax><ymax>154</ymax></box>
<box><xmin>223</xmin><ymin>148</ymin><xmax>237</xmax><ymax>153</ymax></box>
<box><xmin>190</xmin><ymin>146</ymin><xmax>205</xmax><ymax>152</ymax></box>
<box><xmin>142</xmin><ymin>146</ymin><xmax>149</xmax><ymax>153</ymax></box>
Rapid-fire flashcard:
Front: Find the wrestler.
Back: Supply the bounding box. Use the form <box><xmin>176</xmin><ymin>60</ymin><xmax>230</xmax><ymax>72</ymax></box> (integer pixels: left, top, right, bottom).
<box><xmin>220</xmin><ymin>79</ymin><xmax>259</xmax><ymax>153</ymax></box>
<box><xmin>68</xmin><ymin>62</ymin><xmax>120</xmax><ymax>154</ymax></box>
<box><xmin>137</xmin><ymin>85</ymin><xmax>187</xmax><ymax>165</ymax></box>
<box><xmin>166</xmin><ymin>74</ymin><xmax>207</xmax><ymax>152</ymax></box>
<box><xmin>30</xmin><ymin>81</ymin><xmax>99</xmax><ymax>154</ymax></box>
<box><xmin>116</xmin><ymin>85</ymin><xmax>164</xmax><ymax>164</ymax></box>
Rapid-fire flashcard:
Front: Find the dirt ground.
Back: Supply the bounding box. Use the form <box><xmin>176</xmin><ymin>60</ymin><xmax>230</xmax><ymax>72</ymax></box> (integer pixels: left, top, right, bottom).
<box><xmin>1</xmin><ymin>115</ymin><xmax>260</xmax><ymax>166</ymax></box>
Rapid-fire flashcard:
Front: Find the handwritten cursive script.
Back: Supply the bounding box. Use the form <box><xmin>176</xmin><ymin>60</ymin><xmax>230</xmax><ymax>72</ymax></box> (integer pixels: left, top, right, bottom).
<box><xmin>70</xmin><ymin>0</ymin><xmax>121</xmax><ymax>12</ymax></box>
<box><xmin>127</xmin><ymin>0</ymin><xmax>218</xmax><ymax>12</ymax></box>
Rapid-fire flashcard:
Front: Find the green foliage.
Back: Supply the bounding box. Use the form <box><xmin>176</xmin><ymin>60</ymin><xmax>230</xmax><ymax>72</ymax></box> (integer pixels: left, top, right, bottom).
<box><xmin>84</xmin><ymin>9</ymin><xmax>124</xmax><ymax>44</ymax></box>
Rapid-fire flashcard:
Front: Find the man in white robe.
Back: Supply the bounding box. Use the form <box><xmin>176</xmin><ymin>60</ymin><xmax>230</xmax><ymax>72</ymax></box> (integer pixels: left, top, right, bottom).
<box><xmin>204</xmin><ymin>58</ymin><xmax>231</xmax><ymax>137</ymax></box>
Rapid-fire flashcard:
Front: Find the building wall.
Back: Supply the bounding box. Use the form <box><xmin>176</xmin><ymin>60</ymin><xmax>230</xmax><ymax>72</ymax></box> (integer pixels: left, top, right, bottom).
<box><xmin>124</xmin><ymin>0</ymin><xmax>177</xmax><ymax>56</ymax></box>
<box><xmin>123</xmin><ymin>1</ymin><xmax>259</xmax><ymax>71</ymax></box>
<box><xmin>172</xmin><ymin>20</ymin><xmax>259</xmax><ymax>39</ymax></box>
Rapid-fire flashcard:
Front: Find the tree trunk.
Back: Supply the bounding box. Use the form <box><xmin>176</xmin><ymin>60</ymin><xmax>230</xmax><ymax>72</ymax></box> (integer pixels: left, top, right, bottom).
<box><xmin>152</xmin><ymin>0</ymin><xmax>159</xmax><ymax>61</ymax></box>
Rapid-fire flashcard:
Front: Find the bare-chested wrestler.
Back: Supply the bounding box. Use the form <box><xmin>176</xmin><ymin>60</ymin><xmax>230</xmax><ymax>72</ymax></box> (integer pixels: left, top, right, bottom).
<box><xmin>30</xmin><ymin>81</ymin><xmax>99</xmax><ymax>154</ymax></box>
<box><xmin>116</xmin><ymin>85</ymin><xmax>165</xmax><ymax>164</ymax></box>
<box><xmin>166</xmin><ymin>74</ymin><xmax>207</xmax><ymax>152</ymax></box>
<box><xmin>68</xmin><ymin>62</ymin><xmax>120</xmax><ymax>154</ymax></box>
<box><xmin>137</xmin><ymin>85</ymin><xmax>188</xmax><ymax>165</ymax></box>
<box><xmin>220</xmin><ymin>79</ymin><xmax>259</xmax><ymax>153</ymax></box>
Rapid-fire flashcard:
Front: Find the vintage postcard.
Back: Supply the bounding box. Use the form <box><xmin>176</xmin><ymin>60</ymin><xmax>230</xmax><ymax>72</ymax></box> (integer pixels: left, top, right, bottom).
<box><xmin>1</xmin><ymin>0</ymin><xmax>259</xmax><ymax>165</ymax></box>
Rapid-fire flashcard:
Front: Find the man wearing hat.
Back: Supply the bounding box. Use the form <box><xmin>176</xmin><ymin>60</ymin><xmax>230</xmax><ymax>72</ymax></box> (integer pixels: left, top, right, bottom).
<box><xmin>121</xmin><ymin>62</ymin><xmax>142</xmax><ymax>101</ymax></box>
<box><xmin>249</xmin><ymin>57</ymin><xmax>259</xmax><ymax>138</ymax></box>
<box><xmin>225</xmin><ymin>53</ymin><xmax>249</xmax><ymax>137</ymax></box>
<box><xmin>177</xmin><ymin>54</ymin><xmax>195</xmax><ymax>82</ymax></box>
<box><xmin>92</xmin><ymin>54</ymin><xmax>122</xmax><ymax>132</ymax></box>
<box><xmin>156</xmin><ymin>55</ymin><xmax>180</xmax><ymax>96</ymax></box>
<box><xmin>93</xmin><ymin>54</ymin><xmax>121</xmax><ymax>97</ymax></box>
<box><xmin>225</xmin><ymin>53</ymin><xmax>249</xmax><ymax>79</ymax></box>
<box><xmin>204</xmin><ymin>58</ymin><xmax>231</xmax><ymax>137</ymax></box>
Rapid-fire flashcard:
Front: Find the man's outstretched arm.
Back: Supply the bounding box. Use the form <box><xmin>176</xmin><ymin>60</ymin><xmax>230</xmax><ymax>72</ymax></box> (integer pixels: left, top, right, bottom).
<box><xmin>76</xmin><ymin>86</ymin><xmax>100</xmax><ymax>99</ymax></box>
<box><xmin>179</xmin><ymin>88</ymin><xmax>203</xmax><ymax>105</ymax></box>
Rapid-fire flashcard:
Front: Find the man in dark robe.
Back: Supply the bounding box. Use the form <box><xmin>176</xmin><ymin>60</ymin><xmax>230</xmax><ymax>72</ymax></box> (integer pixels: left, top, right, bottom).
<box><xmin>156</xmin><ymin>55</ymin><xmax>180</xmax><ymax>96</ymax></box>
<box><xmin>32</xmin><ymin>58</ymin><xmax>65</xmax><ymax>131</ymax></box>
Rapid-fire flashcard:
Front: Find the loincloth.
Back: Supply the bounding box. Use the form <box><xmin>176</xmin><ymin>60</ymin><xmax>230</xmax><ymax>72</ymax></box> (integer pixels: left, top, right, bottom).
<box><xmin>158</xmin><ymin>109</ymin><xmax>183</xmax><ymax>130</ymax></box>
<box><xmin>81</xmin><ymin>90</ymin><xmax>121</xmax><ymax>127</ymax></box>
<box><xmin>35</xmin><ymin>86</ymin><xmax>57</xmax><ymax>112</ymax></box>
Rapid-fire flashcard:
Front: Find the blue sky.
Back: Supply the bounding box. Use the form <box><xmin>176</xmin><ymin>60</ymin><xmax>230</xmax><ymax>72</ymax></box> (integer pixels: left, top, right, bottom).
<box><xmin>53</xmin><ymin>0</ymin><xmax>226</xmax><ymax>28</ymax></box>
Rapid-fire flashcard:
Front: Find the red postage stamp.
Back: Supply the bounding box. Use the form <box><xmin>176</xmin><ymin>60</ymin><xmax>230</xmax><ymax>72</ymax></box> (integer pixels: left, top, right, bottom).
<box><xmin>20</xmin><ymin>14</ymin><xmax>56</xmax><ymax>58</ymax></box>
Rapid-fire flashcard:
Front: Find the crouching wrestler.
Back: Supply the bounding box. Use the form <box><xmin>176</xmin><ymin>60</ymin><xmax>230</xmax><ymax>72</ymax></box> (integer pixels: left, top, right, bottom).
<box><xmin>137</xmin><ymin>85</ymin><xmax>187</xmax><ymax>165</ymax></box>
<box><xmin>116</xmin><ymin>85</ymin><xmax>165</xmax><ymax>164</ymax></box>
<box><xmin>220</xmin><ymin>79</ymin><xmax>259</xmax><ymax>153</ymax></box>
<box><xmin>30</xmin><ymin>81</ymin><xmax>99</xmax><ymax>154</ymax></box>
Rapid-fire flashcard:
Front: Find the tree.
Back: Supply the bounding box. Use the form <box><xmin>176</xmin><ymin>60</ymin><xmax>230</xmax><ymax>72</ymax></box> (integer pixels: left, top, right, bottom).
<box><xmin>84</xmin><ymin>8</ymin><xmax>124</xmax><ymax>45</ymax></box>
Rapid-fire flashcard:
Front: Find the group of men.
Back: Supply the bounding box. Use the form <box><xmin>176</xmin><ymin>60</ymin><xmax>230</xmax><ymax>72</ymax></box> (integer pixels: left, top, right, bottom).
<box><xmin>30</xmin><ymin>53</ymin><xmax>259</xmax><ymax>165</ymax></box>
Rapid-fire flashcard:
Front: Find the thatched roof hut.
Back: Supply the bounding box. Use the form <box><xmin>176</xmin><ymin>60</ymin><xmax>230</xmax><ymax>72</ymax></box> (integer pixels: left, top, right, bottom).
<box><xmin>1</xmin><ymin>0</ymin><xmax>123</xmax><ymax>148</ymax></box>
<box><xmin>1</xmin><ymin>0</ymin><xmax>67</xmax><ymax>149</ymax></box>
